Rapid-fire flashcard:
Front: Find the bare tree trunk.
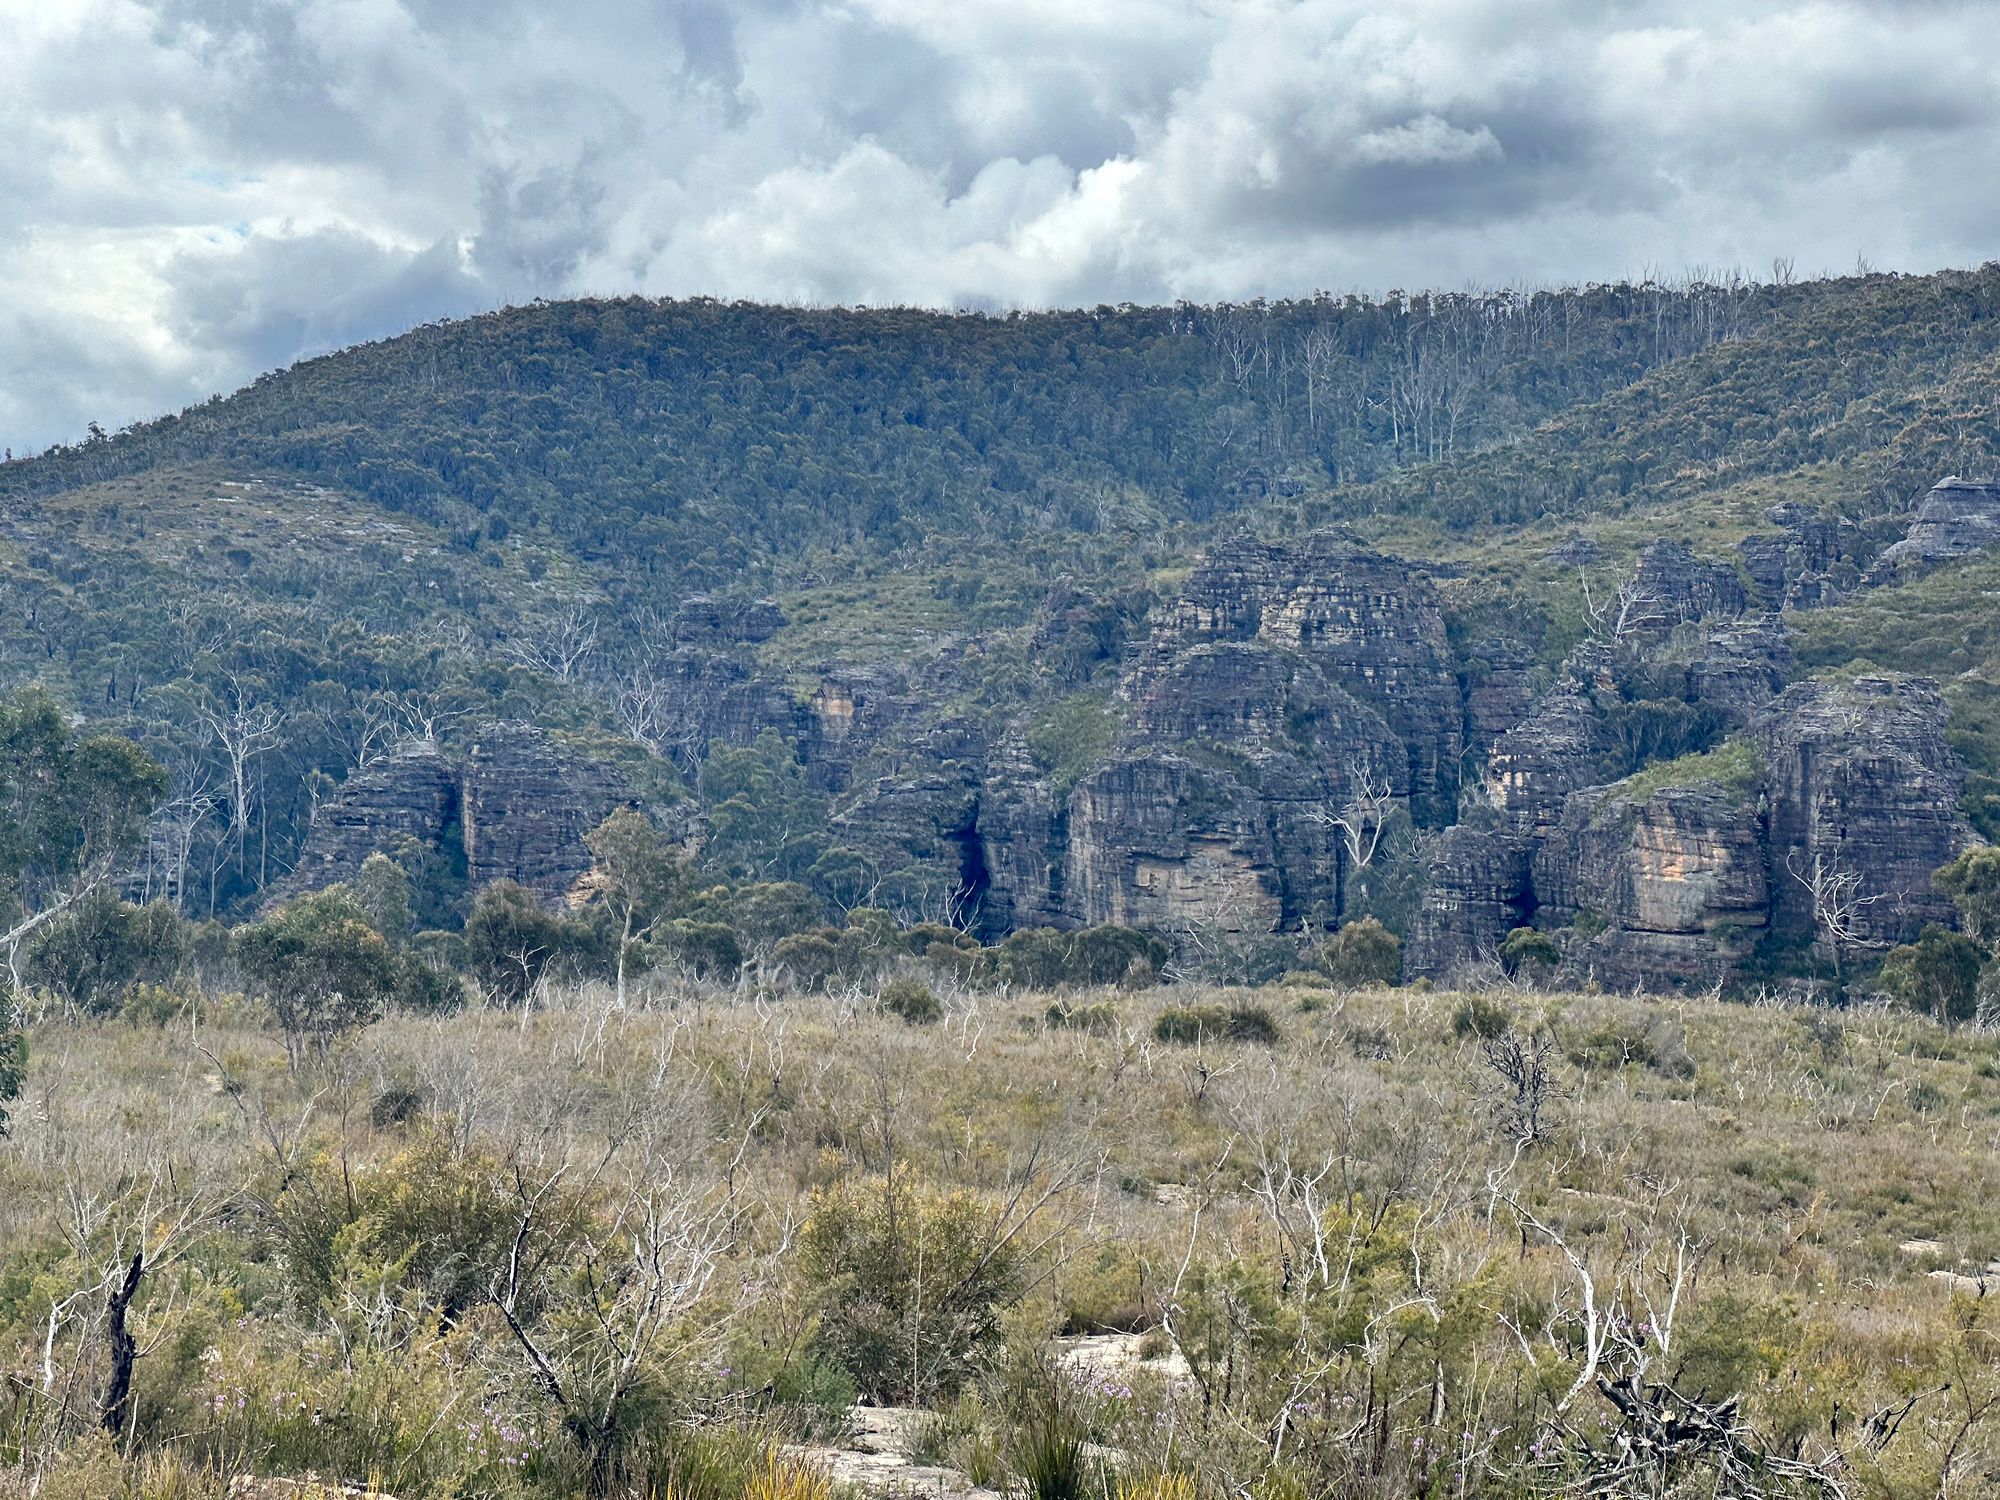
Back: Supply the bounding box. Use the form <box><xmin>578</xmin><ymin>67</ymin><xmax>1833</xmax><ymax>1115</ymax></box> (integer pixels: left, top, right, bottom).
<box><xmin>100</xmin><ymin>1252</ymin><xmax>144</xmax><ymax>1436</ymax></box>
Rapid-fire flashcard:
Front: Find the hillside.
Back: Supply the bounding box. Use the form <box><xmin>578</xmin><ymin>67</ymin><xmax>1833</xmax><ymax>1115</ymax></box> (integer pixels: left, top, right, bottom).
<box><xmin>0</xmin><ymin>266</ymin><xmax>1996</xmax><ymax>995</ymax></box>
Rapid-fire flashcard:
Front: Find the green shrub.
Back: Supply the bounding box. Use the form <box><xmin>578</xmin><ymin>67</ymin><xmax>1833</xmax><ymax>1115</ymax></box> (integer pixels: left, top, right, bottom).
<box><xmin>1045</xmin><ymin>999</ymin><xmax>1120</xmax><ymax>1033</ymax></box>
<box><xmin>1451</xmin><ymin>994</ymin><xmax>1514</xmax><ymax>1040</ymax></box>
<box><xmin>393</xmin><ymin>953</ymin><xmax>464</xmax><ymax>1014</ymax></box>
<box><xmin>354</xmin><ymin>851</ymin><xmax>414</xmax><ymax>942</ymax></box>
<box><xmin>1879</xmin><ymin>925</ymin><xmax>1987</xmax><ymax>1026</ymax></box>
<box><xmin>1010</xmin><ymin>1400</ymin><xmax>1098</xmax><ymax>1500</ymax></box>
<box><xmin>991</xmin><ymin>925</ymin><xmax>1169</xmax><ymax>990</ymax></box>
<box><xmin>462</xmin><ymin>880</ymin><xmax>587</xmax><ymax>1005</ymax></box>
<box><xmin>1936</xmin><ymin>846</ymin><xmax>2000</xmax><ymax>947</ymax></box>
<box><xmin>1152</xmin><ymin>1004</ymin><xmax>1280</xmax><ymax>1045</ymax></box>
<box><xmin>0</xmin><ymin>1026</ymin><xmax>22</xmax><ymax>1138</ymax></box>
<box><xmin>25</xmin><ymin>890</ymin><xmax>188</xmax><ymax>1015</ymax></box>
<box><xmin>1309</xmin><ymin>916</ymin><xmax>1402</xmax><ymax>987</ymax></box>
<box><xmin>1067</xmin><ymin>925</ymin><xmax>1168</xmax><ymax>988</ymax></box>
<box><xmin>879</xmin><ymin>977</ymin><xmax>943</xmax><ymax>1024</ymax></box>
<box><xmin>118</xmin><ymin>981</ymin><xmax>194</xmax><ymax>1028</ymax></box>
<box><xmin>1500</xmin><ymin>926</ymin><xmax>1563</xmax><ymax>980</ymax></box>
<box><xmin>657</xmin><ymin>918</ymin><xmax>745</xmax><ymax>981</ymax></box>
<box><xmin>798</xmin><ymin>1180</ymin><xmax>1022</xmax><ymax>1402</ymax></box>
<box><xmin>235</xmin><ymin>887</ymin><xmax>400</xmax><ymax>1057</ymax></box>
<box><xmin>1026</xmin><ymin>694</ymin><xmax>1121</xmax><ymax>798</ymax></box>
<box><xmin>772</xmin><ymin>930</ymin><xmax>844</xmax><ymax>991</ymax></box>
<box><xmin>905</xmin><ymin>921</ymin><xmax>980</xmax><ymax>958</ymax></box>
<box><xmin>1565</xmin><ymin>1014</ymin><xmax>1696</xmax><ymax>1078</ymax></box>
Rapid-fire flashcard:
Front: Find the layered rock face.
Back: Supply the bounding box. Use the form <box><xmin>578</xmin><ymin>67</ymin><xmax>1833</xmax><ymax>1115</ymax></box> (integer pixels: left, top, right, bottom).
<box><xmin>267</xmin><ymin>742</ymin><xmax>458</xmax><ymax>905</ymax></box>
<box><xmin>1685</xmin><ymin>620</ymin><xmax>1792</xmax><ymax>722</ymax></box>
<box><xmin>1414</xmin><ymin>670</ymin><xmax>1976</xmax><ymax>987</ymax></box>
<box><xmin>1482</xmin><ymin>689</ymin><xmax>1606</xmax><ymax>835</ymax></box>
<box><xmin>462</xmin><ymin>725</ymin><xmax>636</xmax><ymax>904</ymax></box>
<box><xmin>1065</xmin><ymin>754</ymin><xmax>1289</xmax><ymax>933</ymax></box>
<box><xmin>277</xmin><ymin>725</ymin><xmax>636</xmax><ymax>911</ymax></box>
<box><xmin>1761</xmin><ymin>675</ymin><xmax>1972</xmax><ymax>948</ymax></box>
<box><xmin>1415</xmin><ymin>505</ymin><xmax>1979</xmax><ymax>988</ymax></box>
<box><xmin>669</xmin><ymin>594</ymin><xmax>788</xmax><ymax>645</ymax></box>
<box><xmin>1739</xmin><ymin>503</ymin><xmax>1868</xmax><ymax>608</ymax></box>
<box><xmin>827</xmin><ymin>717</ymin><xmax>989</xmax><ymax>924</ymax></box>
<box><xmin>1534</xmin><ymin>781</ymin><xmax>1768</xmax><ymax>989</ymax></box>
<box><xmin>1406</xmin><ymin>829</ymin><xmax>1533</xmax><ymax>977</ymax></box>
<box><xmin>1009</xmin><ymin>534</ymin><xmax>1462</xmax><ymax>935</ymax></box>
<box><xmin>1137</xmin><ymin>534</ymin><xmax>1463</xmax><ymax>821</ymax></box>
<box><xmin>1630</xmin><ymin>539</ymin><xmax>1749</xmax><ymax>626</ymax></box>
<box><xmin>1874</xmin><ymin>477</ymin><xmax>2000</xmax><ymax>575</ymax></box>
<box><xmin>968</xmin><ymin>738</ymin><xmax>1069</xmax><ymax>936</ymax></box>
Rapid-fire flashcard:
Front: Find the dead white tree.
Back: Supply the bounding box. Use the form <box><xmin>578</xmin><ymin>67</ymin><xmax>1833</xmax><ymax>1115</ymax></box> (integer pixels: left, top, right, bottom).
<box><xmin>390</xmin><ymin>687</ymin><xmax>475</xmax><ymax>744</ymax></box>
<box><xmin>1788</xmin><ymin>790</ymin><xmax>1887</xmax><ymax>965</ymax></box>
<box><xmin>490</xmin><ymin>1150</ymin><xmax>726</xmax><ymax>1492</ymax></box>
<box><xmin>188</xmin><ymin>674</ymin><xmax>285</xmax><ymax>843</ymax></box>
<box><xmin>1589</xmin><ymin>568</ymin><xmax>1669</xmax><ymax>641</ymax></box>
<box><xmin>507</xmin><ymin>606</ymin><xmax>599</xmax><ymax>681</ymax></box>
<box><xmin>1496</xmin><ymin>1187</ymin><xmax>1850</xmax><ymax>1497</ymax></box>
<box><xmin>1310</xmin><ymin>768</ymin><xmax>1397</xmax><ymax>873</ymax></box>
<box><xmin>612</xmin><ymin>666</ymin><xmax>707</xmax><ymax>776</ymax></box>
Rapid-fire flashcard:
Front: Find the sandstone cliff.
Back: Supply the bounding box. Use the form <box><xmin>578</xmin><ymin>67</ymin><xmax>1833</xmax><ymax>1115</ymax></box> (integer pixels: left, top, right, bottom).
<box><xmin>274</xmin><ymin>724</ymin><xmax>638</xmax><ymax>912</ymax></box>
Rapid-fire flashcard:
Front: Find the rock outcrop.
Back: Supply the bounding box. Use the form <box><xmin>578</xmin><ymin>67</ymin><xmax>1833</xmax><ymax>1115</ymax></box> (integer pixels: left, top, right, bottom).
<box><xmin>1760</xmin><ymin>674</ymin><xmax>1972</xmax><ymax>949</ymax></box>
<box><xmin>997</xmin><ymin>533</ymin><xmax>1464</xmax><ymax>936</ymax></box>
<box><xmin>1134</xmin><ymin>533</ymin><xmax>1463</xmax><ymax>822</ymax></box>
<box><xmin>1684</xmin><ymin>619</ymin><xmax>1792</xmax><ymax>723</ymax></box>
<box><xmin>267</xmin><ymin>742</ymin><xmax>458</xmax><ymax>905</ymax></box>
<box><xmin>276</xmin><ymin>725</ymin><xmax>637</xmax><ymax>911</ymax></box>
<box><xmin>1066</xmin><ymin>753</ymin><xmax>1290</xmax><ymax>933</ymax></box>
<box><xmin>1406</xmin><ymin>829</ymin><xmax>1533</xmax><ymax>978</ymax></box>
<box><xmin>1413</xmin><ymin>670</ymin><xmax>1976</xmax><ymax>987</ymax></box>
<box><xmin>462</xmin><ymin>725</ymin><xmax>636</xmax><ymax>905</ymax></box>
<box><xmin>669</xmin><ymin>594</ymin><xmax>787</xmax><ymax>645</ymax></box>
<box><xmin>1630</xmin><ymin>539</ymin><xmax>1749</xmax><ymax>627</ymax></box>
<box><xmin>1534</xmin><ymin>778</ymin><xmax>1769</xmax><ymax>990</ymax></box>
<box><xmin>1461</xmin><ymin>639</ymin><xmax>1540</xmax><ymax>750</ymax></box>
<box><xmin>1739</xmin><ymin>503</ymin><xmax>1867</xmax><ymax>608</ymax></box>
<box><xmin>1874</xmin><ymin>476</ymin><xmax>2000</xmax><ymax>575</ymax></box>
<box><xmin>828</xmin><ymin>718</ymin><xmax>989</xmax><ymax>923</ymax></box>
<box><xmin>1482</xmin><ymin>689</ymin><xmax>1607</xmax><ymax>835</ymax></box>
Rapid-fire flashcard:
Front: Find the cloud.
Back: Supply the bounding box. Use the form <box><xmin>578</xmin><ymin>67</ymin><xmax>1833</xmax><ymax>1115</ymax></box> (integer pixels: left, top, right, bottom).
<box><xmin>3</xmin><ymin>0</ymin><xmax>1998</xmax><ymax>450</ymax></box>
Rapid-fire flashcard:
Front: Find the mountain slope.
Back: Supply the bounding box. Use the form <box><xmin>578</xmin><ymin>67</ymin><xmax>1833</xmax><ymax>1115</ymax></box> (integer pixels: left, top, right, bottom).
<box><xmin>0</xmin><ymin>264</ymin><xmax>1995</xmax><ymax>958</ymax></box>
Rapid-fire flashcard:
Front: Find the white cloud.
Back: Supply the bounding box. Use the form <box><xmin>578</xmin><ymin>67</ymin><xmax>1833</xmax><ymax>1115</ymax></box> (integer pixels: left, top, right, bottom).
<box><xmin>3</xmin><ymin>0</ymin><xmax>1998</xmax><ymax>451</ymax></box>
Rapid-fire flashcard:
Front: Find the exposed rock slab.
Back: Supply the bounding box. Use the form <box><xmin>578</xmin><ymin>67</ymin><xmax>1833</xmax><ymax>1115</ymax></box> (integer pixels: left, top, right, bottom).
<box><xmin>1760</xmin><ymin>674</ymin><xmax>1972</xmax><ymax>950</ymax></box>
<box><xmin>1135</xmin><ymin>532</ymin><xmax>1463</xmax><ymax>822</ymax></box>
<box><xmin>1874</xmin><ymin>476</ymin><xmax>2000</xmax><ymax>576</ymax></box>
<box><xmin>462</xmin><ymin>724</ymin><xmax>636</xmax><ymax>904</ymax></box>
<box><xmin>1482</xmin><ymin>689</ymin><xmax>1607</xmax><ymax>835</ymax></box>
<box><xmin>267</xmin><ymin>741</ymin><xmax>456</xmax><ymax>906</ymax></box>
<box><xmin>1536</xmin><ymin>779</ymin><xmax>1769</xmax><ymax>990</ymax></box>
<box><xmin>1630</xmin><ymin>539</ymin><xmax>1749</xmax><ymax>627</ymax></box>
<box><xmin>1406</xmin><ymin>828</ymin><xmax>1533</xmax><ymax>978</ymax></box>
<box><xmin>281</xmin><ymin>724</ymin><xmax>638</xmax><ymax>911</ymax></box>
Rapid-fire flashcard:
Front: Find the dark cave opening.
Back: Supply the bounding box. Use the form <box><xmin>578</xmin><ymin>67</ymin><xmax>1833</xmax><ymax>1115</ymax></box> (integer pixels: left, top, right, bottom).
<box><xmin>947</xmin><ymin>809</ymin><xmax>992</xmax><ymax>931</ymax></box>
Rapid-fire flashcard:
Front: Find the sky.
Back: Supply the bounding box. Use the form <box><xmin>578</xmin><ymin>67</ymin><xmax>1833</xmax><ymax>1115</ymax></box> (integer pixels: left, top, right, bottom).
<box><xmin>4</xmin><ymin>0</ymin><xmax>1999</xmax><ymax>454</ymax></box>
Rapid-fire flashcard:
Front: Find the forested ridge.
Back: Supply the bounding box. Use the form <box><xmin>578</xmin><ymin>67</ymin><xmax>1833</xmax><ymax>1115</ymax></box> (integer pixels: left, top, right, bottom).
<box><xmin>1</xmin><ymin>261</ymin><xmax>1998</xmax><ymax>930</ymax></box>
<box><xmin>5</xmin><ymin>270</ymin><xmax>1886</xmax><ymax>584</ymax></box>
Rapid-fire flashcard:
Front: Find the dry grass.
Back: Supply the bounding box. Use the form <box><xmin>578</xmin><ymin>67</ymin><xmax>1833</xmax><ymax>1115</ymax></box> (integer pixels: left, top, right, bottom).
<box><xmin>5</xmin><ymin>978</ymin><xmax>2000</xmax><ymax>1496</ymax></box>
